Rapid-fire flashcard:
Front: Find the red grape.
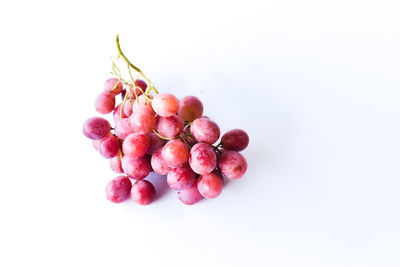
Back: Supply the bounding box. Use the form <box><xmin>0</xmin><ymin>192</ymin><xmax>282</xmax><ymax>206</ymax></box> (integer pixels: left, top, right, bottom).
<box><xmin>177</xmin><ymin>181</ymin><xmax>203</xmax><ymax>205</ymax></box>
<box><xmin>162</xmin><ymin>140</ymin><xmax>189</xmax><ymax>168</ymax></box>
<box><xmin>155</xmin><ymin>115</ymin><xmax>184</xmax><ymax>139</ymax></box>
<box><xmin>132</xmin><ymin>94</ymin><xmax>154</xmax><ymax>114</ymax></box>
<box><xmin>197</xmin><ymin>171</ymin><xmax>223</xmax><ymax>199</ymax></box>
<box><xmin>110</xmin><ymin>154</ymin><xmax>123</xmax><ymax>174</ymax></box>
<box><xmin>178</xmin><ymin>96</ymin><xmax>203</xmax><ymax>122</ymax></box>
<box><xmin>221</xmin><ymin>129</ymin><xmax>249</xmax><ymax>151</ymax></box>
<box><xmin>151</xmin><ymin>147</ymin><xmax>172</xmax><ymax>175</ymax></box>
<box><xmin>134</xmin><ymin>79</ymin><xmax>147</xmax><ymax>93</ymax></box>
<box><xmin>104</xmin><ymin>78</ymin><xmax>123</xmax><ymax>96</ymax></box>
<box><xmin>183</xmin><ymin>125</ymin><xmax>197</xmax><ymax>147</ymax></box>
<box><xmin>92</xmin><ymin>139</ymin><xmax>101</xmax><ymax>151</ymax></box>
<box><xmin>83</xmin><ymin>117</ymin><xmax>110</xmax><ymax>140</ymax></box>
<box><xmin>95</xmin><ymin>92</ymin><xmax>115</xmax><ymax>114</ymax></box>
<box><xmin>131</xmin><ymin>180</ymin><xmax>156</xmax><ymax>205</ymax></box>
<box><xmin>122</xmin><ymin>133</ymin><xmax>149</xmax><ymax>159</ymax></box>
<box><xmin>115</xmin><ymin>118</ymin><xmax>134</xmax><ymax>139</ymax></box>
<box><xmin>123</xmin><ymin>100</ymin><xmax>134</xmax><ymax>117</ymax></box>
<box><xmin>152</xmin><ymin>93</ymin><xmax>179</xmax><ymax>117</ymax></box>
<box><xmin>130</xmin><ymin>105</ymin><xmax>156</xmax><ymax>134</ymax></box>
<box><xmin>147</xmin><ymin>133</ymin><xmax>165</xmax><ymax>155</ymax></box>
<box><xmin>191</xmin><ymin>118</ymin><xmax>220</xmax><ymax>145</ymax></box>
<box><xmin>113</xmin><ymin>104</ymin><xmax>128</xmax><ymax>124</ymax></box>
<box><xmin>99</xmin><ymin>133</ymin><xmax>120</xmax><ymax>159</ymax></box>
<box><xmin>167</xmin><ymin>164</ymin><xmax>196</xmax><ymax>190</ymax></box>
<box><xmin>105</xmin><ymin>175</ymin><xmax>132</xmax><ymax>203</ymax></box>
<box><xmin>218</xmin><ymin>151</ymin><xmax>247</xmax><ymax>180</ymax></box>
<box><xmin>122</xmin><ymin>156</ymin><xmax>151</xmax><ymax>180</ymax></box>
<box><xmin>189</xmin><ymin>143</ymin><xmax>217</xmax><ymax>175</ymax></box>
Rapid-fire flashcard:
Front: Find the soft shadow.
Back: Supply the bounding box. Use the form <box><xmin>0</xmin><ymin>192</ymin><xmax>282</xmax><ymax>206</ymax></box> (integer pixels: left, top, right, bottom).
<box><xmin>146</xmin><ymin>172</ymin><xmax>169</xmax><ymax>201</ymax></box>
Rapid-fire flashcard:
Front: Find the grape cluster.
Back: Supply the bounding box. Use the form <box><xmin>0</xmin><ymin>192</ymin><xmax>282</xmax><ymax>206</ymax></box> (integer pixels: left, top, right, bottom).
<box><xmin>82</xmin><ymin>36</ymin><xmax>249</xmax><ymax>206</ymax></box>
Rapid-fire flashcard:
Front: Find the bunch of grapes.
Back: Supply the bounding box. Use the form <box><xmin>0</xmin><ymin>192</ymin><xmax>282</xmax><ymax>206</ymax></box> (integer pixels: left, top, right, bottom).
<box><xmin>82</xmin><ymin>36</ymin><xmax>249</xmax><ymax>206</ymax></box>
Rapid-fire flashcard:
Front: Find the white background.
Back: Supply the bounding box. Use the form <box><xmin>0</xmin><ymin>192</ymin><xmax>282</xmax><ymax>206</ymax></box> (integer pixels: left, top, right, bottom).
<box><xmin>0</xmin><ymin>1</ymin><xmax>399</xmax><ymax>266</ymax></box>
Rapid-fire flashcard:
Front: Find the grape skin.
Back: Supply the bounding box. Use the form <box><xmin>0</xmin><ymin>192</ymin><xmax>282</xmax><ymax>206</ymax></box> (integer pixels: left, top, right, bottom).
<box><xmin>122</xmin><ymin>156</ymin><xmax>151</xmax><ymax>180</ymax></box>
<box><xmin>132</xmin><ymin>94</ymin><xmax>154</xmax><ymax>114</ymax></box>
<box><xmin>131</xmin><ymin>180</ymin><xmax>156</xmax><ymax>205</ymax></box>
<box><xmin>105</xmin><ymin>176</ymin><xmax>132</xmax><ymax>203</ymax></box>
<box><xmin>177</xmin><ymin>182</ymin><xmax>203</xmax><ymax>205</ymax></box>
<box><xmin>113</xmin><ymin>104</ymin><xmax>128</xmax><ymax>124</ymax></box>
<box><xmin>95</xmin><ymin>92</ymin><xmax>115</xmax><ymax>114</ymax></box>
<box><xmin>122</xmin><ymin>133</ymin><xmax>150</xmax><ymax>159</ymax></box>
<box><xmin>130</xmin><ymin>105</ymin><xmax>156</xmax><ymax>134</ymax></box>
<box><xmin>104</xmin><ymin>78</ymin><xmax>123</xmax><ymax>96</ymax></box>
<box><xmin>147</xmin><ymin>133</ymin><xmax>166</xmax><ymax>155</ymax></box>
<box><xmin>189</xmin><ymin>143</ymin><xmax>217</xmax><ymax>175</ymax></box>
<box><xmin>221</xmin><ymin>129</ymin><xmax>249</xmax><ymax>151</ymax></box>
<box><xmin>167</xmin><ymin>164</ymin><xmax>196</xmax><ymax>190</ymax></box>
<box><xmin>218</xmin><ymin>151</ymin><xmax>247</xmax><ymax>180</ymax></box>
<box><xmin>197</xmin><ymin>171</ymin><xmax>223</xmax><ymax>199</ymax></box>
<box><xmin>115</xmin><ymin>118</ymin><xmax>134</xmax><ymax>139</ymax></box>
<box><xmin>151</xmin><ymin>147</ymin><xmax>172</xmax><ymax>175</ymax></box>
<box><xmin>162</xmin><ymin>140</ymin><xmax>189</xmax><ymax>168</ymax></box>
<box><xmin>178</xmin><ymin>96</ymin><xmax>203</xmax><ymax>122</ymax></box>
<box><xmin>83</xmin><ymin>117</ymin><xmax>110</xmax><ymax>140</ymax></box>
<box><xmin>110</xmin><ymin>154</ymin><xmax>124</xmax><ymax>174</ymax></box>
<box><xmin>155</xmin><ymin>115</ymin><xmax>184</xmax><ymax>139</ymax></box>
<box><xmin>99</xmin><ymin>133</ymin><xmax>120</xmax><ymax>159</ymax></box>
<box><xmin>191</xmin><ymin>118</ymin><xmax>220</xmax><ymax>145</ymax></box>
<box><xmin>123</xmin><ymin>99</ymin><xmax>133</xmax><ymax>117</ymax></box>
<box><xmin>152</xmin><ymin>93</ymin><xmax>179</xmax><ymax>117</ymax></box>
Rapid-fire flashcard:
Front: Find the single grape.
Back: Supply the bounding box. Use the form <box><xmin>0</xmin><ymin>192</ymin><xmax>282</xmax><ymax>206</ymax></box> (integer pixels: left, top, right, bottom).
<box><xmin>122</xmin><ymin>156</ymin><xmax>151</xmax><ymax>180</ymax></box>
<box><xmin>95</xmin><ymin>92</ymin><xmax>115</xmax><ymax>114</ymax></box>
<box><xmin>123</xmin><ymin>100</ymin><xmax>134</xmax><ymax>117</ymax></box>
<box><xmin>115</xmin><ymin>118</ymin><xmax>134</xmax><ymax>139</ymax></box>
<box><xmin>151</xmin><ymin>147</ymin><xmax>172</xmax><ymax>175</ymax></box>
<box><xmin>152</xmin><ymin>93</ymin><xmax>179</xmax><ymax>117</ymax></box>
<box><xmin>191</xmin><ymin>118</ymin><xmax>220</xmax><ymax>145</ymax></box>
<box><xmin>189</xmin><ymin>143</ymin><xmax>217</xmax><ymax>175</ymax></box>
<box><xmin>177</xmin><ymin>181</ymin><xmax>203</xmax><ymax>205</ymax></box>
<box><xmin>131</xmin><ymin>180</ymin><xmax>156</xmax><ymax>205</ymax></box>
<box><xmin>122</xmin><ymin>133</ymin><xmax>150</xmax><ymax>159</ymax></box>
<box><xmin>132</xmin><ymin>94</ymin><xmax>154</xmax><ymax>114</ymax></box>
<box><xmin>99</xmin><ymin>133</ymin><xmax>120</xmax><ymax>159</ymax></box>
<box><xmin>104</xmin><ymin>78</ymin><xmax>123</xmax><ymax>96</ymax></box>
<box><xmin>218</xmin><ymin>151</ymin><xmax>247</xmax><ymax>180</ymax></box>
<box><xmin>147</xmin><ymin>133</ymin><xmax>166</xmax><ymax>155</ymax></box>
<box><xmin>221</xmin><ymin>129</ymin><xmax>249</xmax><ymax>151</ymax></box>
<box><xmin>162</xmin><ymin>140</ymin><xmax>189</xmax><ymax>168</ymax></box>
<box><xmin>178</xmin><ymin>96</ymin><xmax>203</xmax><ymax>122</ymax></box>
<box><xmin>130</xmin><ymin>105</ymin><xmax>156</xmax><ymax>134</ymax></box>
<box><xmin>110</xmin><ymin>154</ymin><xmax>124</xmax><ymax>174</ymax></box>
<box><xmin>167</xmin><ymin>164</ymin><xmax>196</xmax><ymax>190</ymax></box>
<box><xmin>197</xmin><ymin>171</ymin><xmax>223</xmax><ymax>199</ymax></box>
<box><xmin>134</xmin><ymin>79</ymin><xmax>147</xmax><ymax>94</ymax></box>
<box><xmin>82</xmin><ymin>117</ymin><xmax>110</xmax><ymax>140</ymax></box>
<box><xmin>155</xmin><ymin>115</ymin><xmax>184</xmax><ymax>139</ymax></box>
<box><xmin>105</xmin><ymin>175</ymin><xmax>132</xmax><ymax>203</ymax></box>
<box><xmin>113</xmin><ymin>104</ymin><xmax>128</xmax><ymax>124</ymax></box>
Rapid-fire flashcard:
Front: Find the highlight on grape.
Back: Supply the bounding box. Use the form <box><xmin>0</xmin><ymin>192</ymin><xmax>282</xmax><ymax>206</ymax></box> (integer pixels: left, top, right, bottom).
<box><xmin>82</xmin><ymin>35</ymin><xmax>249</xmax><ymax>206</ymax></box>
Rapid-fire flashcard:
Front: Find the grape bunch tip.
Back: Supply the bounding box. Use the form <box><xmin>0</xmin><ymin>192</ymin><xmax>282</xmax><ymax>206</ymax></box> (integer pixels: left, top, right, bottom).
<box><xmin>82</xmin><ymin>35</ymin><xmax>250</xmax><ymax>206</ymax></box>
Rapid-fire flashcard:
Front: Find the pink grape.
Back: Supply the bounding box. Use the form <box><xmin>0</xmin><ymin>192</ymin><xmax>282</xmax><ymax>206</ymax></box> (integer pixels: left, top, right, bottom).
<box><xmin>218</xmin><ymin>151</ymin><xmax>247</xmax><ymax>180</ymax></box>
<box><xmin>177</xmin><ymin>182</ymin><xmax>203</xmax><ymax>205</ymax></box>
<box><xmin>151</xmin><ymin>147</ymin><xmax>172</xmax><ymax>175</ymax></box>
<box><xmin>167</xmin><ymin>164</ymin><xmax>196</xmax><ymax>190</ymax></box>
<box><xmin>121</xmin><ymin>89</ymin><xmax>127</xmax><ymax>101</ymax></box>
<box><xmin>110</xmin><ymin>154</ymin><xmax>124</xmax><ymax>174</ymax></box>
<box><xmin>152</xmin><ymin>93</ymin><xmax>179</xmax><ymax>117</ymax></box>
<box><xmin>162</xmin><ymin>140</ymin><xmax>189</xmax><ymax>168</ymax></box>
<box><xmin>105</xmin><ymin>176</ymin><xmax>132</xmax><ymax>203</ymax></box>
<box><xmin>178</xmin><ymin>96</ymin><xmax>203</xmax><ymax>122</ymax></box>
<box><xmin>128</xmin><ymin>79</ymin><xmax>147</xmax><ymax>97</ymax></box>
<box><xmin>113</xmin><ymin>104</ymin><xmax>128</xmax><ymax>124</ymax></box>
<box><xmin>115</xmin><ymin>118</ymin><xmax>134</xmax><ymax>139</ymax></box>
<box><xmin>122</xmin><ymin>133</ymin><xmax>149</xmax><ymax>159</ymax></box>
<box><xmin>82</xmin><ymin>117</ymin><xmax>110</xmax><ymax>140</ymax></box>
<box><xmin>197</xmin><ymin>171</ymin><xmax>223</xmax><ymax>199</ymax></box>
<box><xmin>99</xmin><ymin>133</ymin><xmax>120</xmax><ymax>159</ymax></box>
<box><xmin>130</xmin><ymin>105</ymin><xmax>156</xmax><ymax>134</ymax></box>
<box><xmin>183</xmin><ymin>125</ymin><xmax>197</xmax><ymax>147</ymax></box>
<box><xmin>155</xmin><ymin>115</ymin><xmax>184</xmax><ymax>139</ymax></box>
<box><xmin>221</xmin><ymin>129</ymin><xmax>249</xmax><ymax>151</ymax></box>
<box><xmin>123</xmin><ymin>100</ymin><xmax>134</xmax><ymax>117</ymax></box>
<box><xmin>131</xmin><ymin>180</ymin><xmax>156</xmax><ymax>205</ymax></box>
<box><xmin>147</xmin><ymin>133</ymin><xmax>165</xmax><ymax>155</ymax></box>
<box><xmin>189</xmin><ymin>143</ymin><xmax>217</xmax><ymax>175</ymax></box>
<box><xmin>122</xmin><ymin>156</ymin><xmax>151</xmax><ymax>180</ymax></box>
<box><xmin>92</xmin><ymin>139</ymin><xmax>101</xmax><ymax>151</ymax></box>
<box><xmin>95</xmin><ymin>92</ymin><xmax>115</xmax><ymax>114</ymax></box>
<box><xmin>132</xmin><ymin>94</ymin><xmax>154</xmax><ymax>114</ymax></box>
<box><xmin>191</xmin><ymin>118</ymin><xmax>220</xmax><ymax>145</ymax></box>
<box><xmin>104</xmin><ymin>78</ymin><xmax>123</xmax><ymax>96</ymax></box>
